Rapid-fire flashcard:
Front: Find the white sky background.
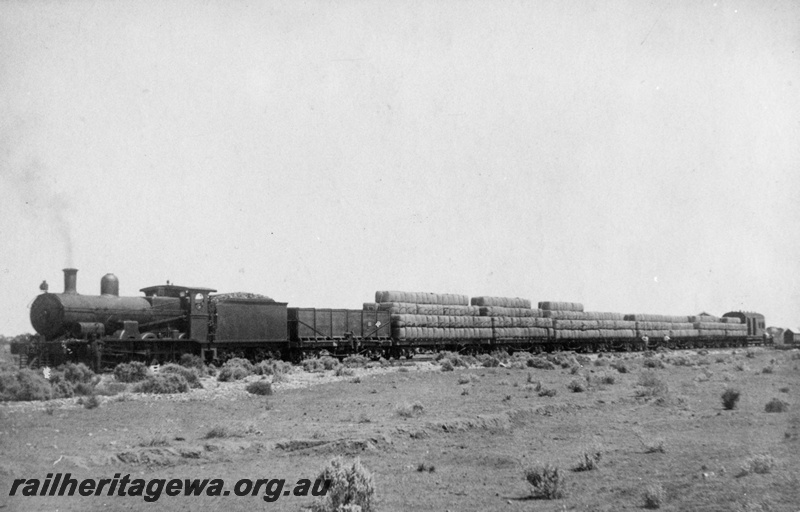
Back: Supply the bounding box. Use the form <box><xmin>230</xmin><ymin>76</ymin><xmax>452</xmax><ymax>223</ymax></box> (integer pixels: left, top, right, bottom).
<box><xmin>1</xmin><ymin>0</ymin><xmax>798</xmax><ymax>335</ymax></box>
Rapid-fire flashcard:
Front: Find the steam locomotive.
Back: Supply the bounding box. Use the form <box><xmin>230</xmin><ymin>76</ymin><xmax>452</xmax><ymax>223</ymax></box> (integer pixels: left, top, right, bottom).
<box><xmin>16</xmin><ymin>268</ymin><xmax>769</xmax><ymax>370</ymax></box>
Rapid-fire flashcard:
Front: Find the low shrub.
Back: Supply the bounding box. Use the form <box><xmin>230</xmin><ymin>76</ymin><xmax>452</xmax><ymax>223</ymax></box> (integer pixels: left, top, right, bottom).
<box><xmin>636</xmin><ymin>372</ymin><xmax>669</xmax><ymax>398</ymax></box>
<box><xmin>113</xmin><ymin>362</ymin><xmax>150</xmax><ymax>383</ymax></box>
<box><xmin>527</xmin><ymin>357</ymin><xmax>556</xmax><ymax>370</ymax></box>
<box><xmin>764</xmin><ymin>398</ymin><xmax>788</xmax><ymax>413</ymax></box>
<box><xmin>204</xmin><ymin>426</ymin><xmax>234</xmax><ymax>439</ymax></box>
<box><xmin>739</xmin><ymin>454</ymin><xmax>776</xmax><ymax>476</ymax></box>
<box><xmin>245</xmin><ymin>380</ymin><xmax>273</xmax><ymax>396</ymax></box>
<box><xmin>312</xmin><ymin>457</ymin><xmax>375</xmax><ymax>512</ymax></box>
<box><xmin>72</xmin><ymin>382</ymin><xmax>96</xmax><ymax>396</ymax></box>
<box><xmin>761</xmin><ymin>366</ymin><xmax>774</xmax><ymax>374</ymax></box>
<box><xmin>132</xmin><ymin>374</ymin><xmax>189</xmax><ymax>394</ymax></box>
<box><xmin>0</xmin><ymin>369</ymin><xmax>53</xmax><ymax>401</ymax></box>
<box><xmin>721</xmin><ymin>388</ymin><xmax>741</xmax><ymax>410</ymax></box>
<box><xmin>160</xmin><ymin>364</ymin><xmax>203</xmax><ymax>388</ymax></box>
<box><xmin>396</xmin><ymin>402</ymin><xmax>424</xmax><ymax>418</ymax></box>
<box><xmin>179</xmin><ymin>353</ymin><xmax>206</xmax><ymax>372</ymax></box>
<box><xmin>342</xmin><ymin>355</ymin><xmax>370</xmax><ymax>368</ymax></box>
<box><xmin>81</xmin><ymin>394</ymin><xmax>101</xmax><ymax>410</ymax></box>
<box><xmin>335</xmin><ymin>366</ymin><xmax>355</xmax><ymax>377</ymax></box>
<box><xmin>600</xmin><ymin>373</ymin><xmax>616</xmax><ymax>385</ymax></box>
<box><xmin>643</xmin><ymin>483</ymin><xmax>666</xmax><ymax>508</ymax></box>
<box><xmin>643</xmin><ymin>358</ymin><xmax>664</xmax><ymax>369</ymax></box>
<box><xmin>477</xmin><ymin>354</ymin><xmax>500</xmax><ymax>367</ymax></box>
<box><xmin>612</xmin><ymin>361</ymin><xmax>629</xmax><ymax>373</ymax></box>
<box><xmin>94</xmin><ymin>381</ymin><xmax>128</xmax><ymax>396</ymax></box>
<box><xmin>440</xmin><ymin>359</ymin><xmax>454</xmax><ymax>372</ymax></box>
<box><xmin>538</xmin><ymin>387</ymin><xmax>557</xmax><ymax>397</ymax></box>
<box><xmin>62</xmin><ymin>362</ymin><xmax>95</xmax><ymax>384</ymax></box>
<box><xmin>574</xmin><ymin>448</ymin><xmax>601</xmax><ymax>471</ymax></box>
<box><xmin>567</xmin><ymin>379</ymin><xmax>586</xmax><ymax>393</ymax></box>
<box><xmin>457</xmin><ymin>374</ymin><xmax>471</xmax><ymax>385</ymax></box>
<box><xmin>416</xmin><ymin>462</ymin><xmax>435</xmax><ymax>473</ymax></box>
<box><xmin>524</xmin><ymin>464</ymin><xmax>565</xmax><ymax>499</ymax></box>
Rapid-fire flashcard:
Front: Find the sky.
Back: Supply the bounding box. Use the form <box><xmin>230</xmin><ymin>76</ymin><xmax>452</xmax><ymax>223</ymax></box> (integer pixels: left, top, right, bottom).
<box><xmin>1</xmin><ymin>0</ymin><xmax>798</xmax><ymax>335</ymax></box>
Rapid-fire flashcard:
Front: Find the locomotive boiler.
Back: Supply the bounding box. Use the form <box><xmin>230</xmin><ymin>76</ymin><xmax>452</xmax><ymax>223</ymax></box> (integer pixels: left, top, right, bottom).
<box><xmin>30</xmin><ymin>269</ymin><xmax>197</xmax><ymax>341</ymax></box>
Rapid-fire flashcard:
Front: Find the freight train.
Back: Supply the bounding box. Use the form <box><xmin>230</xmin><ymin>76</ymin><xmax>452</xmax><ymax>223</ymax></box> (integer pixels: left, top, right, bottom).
<box><xmin>14</xmin><ymin>268</ymin><xmax>770</xmax><ymax>370</ymax></box>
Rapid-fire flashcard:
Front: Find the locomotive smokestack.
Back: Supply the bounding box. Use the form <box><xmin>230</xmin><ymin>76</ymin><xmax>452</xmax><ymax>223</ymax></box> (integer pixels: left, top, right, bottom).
<box><xmin>63</xmin><ymin>268</ymin><xmax>78</xmax><ymax>294</ymax></box>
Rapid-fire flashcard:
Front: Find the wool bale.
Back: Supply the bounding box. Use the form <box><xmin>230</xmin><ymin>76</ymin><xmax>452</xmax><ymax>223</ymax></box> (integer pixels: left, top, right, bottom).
<box><xmin>689</xmin><ymin>315</ymin><xmax>720</xmax><ymax>323</ymax></box>
<box><xmin>378</xmin><ymin>302</ymin><xmax>416</xmax><ymax>314</ymax></box>
<box><xmin>538</xmin><ymin>301</ymin><xmax>584</xmax><ymax>312</ymax></box>
<box><xmin>580</xmin><ymin>311</ymin><xmax>625</xmax><ymax>321</ymax></box>
<box><xmin>624</xmin><ymin>314</ymin><xmax>691</xmax><ymax>323</ymax></box>
<box><xmin>719</xmin><ymin>316</ymin><xmax>742</xmax><ymax>324</ymax></box>
<box><xmin>416</xmin><ymin>304</ymin><xmax>445</xmax><ymax>315</ymax></box>
<box><xmin>479</xmin><ymin>306</ymin><xmax>541</xmax><ymax>317</ymax></box>
<box><xmin>375</xmin><ymin>291</ymin><xmax>469</xmax><ymax>305</ymax></box>
<box><xmin>471</xmin><ymin>296</ymin><xmax>532</xmax><ymax>309</ymax></box>
<box><xmin>363</xmin><ymin>302</ymin><xmax>379</xmax><ymax>311</ymax></box>
<box><xmin>473</xmin><ymin>317</ymin><xmax>493</xmax><ymax>328</ymax></box>
<box><xmin>442</xmin><ymin>305</ymin><xmax>480</xmax><ymax>316</ymax></box>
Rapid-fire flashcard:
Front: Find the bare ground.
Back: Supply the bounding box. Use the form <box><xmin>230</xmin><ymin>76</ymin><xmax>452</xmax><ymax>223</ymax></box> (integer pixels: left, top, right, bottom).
<box><xmin>1</xmin><ymin>347</ymin><xmax>798</xmax><ymax>512</ymax></box>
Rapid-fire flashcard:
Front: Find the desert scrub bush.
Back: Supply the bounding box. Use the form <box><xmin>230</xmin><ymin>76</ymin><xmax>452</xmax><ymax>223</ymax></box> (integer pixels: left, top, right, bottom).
<box><xmin>600</xmin><ymin>373</ymin><xmax>616</xmax><ymax>385</ymax></box>
<box><xmin>179</xmin><ymin>353</ymin><xmax>207</xmax><ymax>372</ymax></box>
<box><xmin>132</xmin><ymin>374</ymin><xmax>189</xmax><ymax>394</ymax></box>
<box><xmin>0</xmin><ymin>368</ymin><xmax>53</xmax><ymax>401</ymax></box>
<box><xmin>764</xmin><ymin>398</ymin><xmax>788</xmax><ymax>413</ymax></box>
<box><xmin>254</xmin><ymin>359</ymin><xmax>292</xmax><ymax>378</ymax></box>
<box><xmin>395</xmin><ymin>401</ymin><xmax>424</xmax><ymax>418</ymax></box>
<box><xmin>721</xmin><ymin>388</ymin><xmax>741</xmax><ymax>410</ymax></box>
<box><xmin>735</xmin><ymin>362</ymin><xmax>748</xmax><ymax>371</ymax></box>
<box><xmin>635</xmin><ymin>372</ymin><xmax>669</xmax><ymax>398</ymax></box>
<box><xmin>342</xmin><ymin>354</ymin><xmax>369</xmax><ymax>368</ymax></box>
<box><xmin>312</xmin><ymin>457</ymin><xmax>374</xmax><ymax>512</ymax></box>
<box><xmin>643</xmin><ymin>358</ymin><xmax>664</xmax><ymax>369</ymax></box>
<box><xmin>204</xmin><ymin>426</ymin><xmax>236</xmax><ymax>439</ymax></box>
<box><xmin>669</xmin><ymin>356</ymin><xmax>692</xmax><ymax>366</ymax></box>
<box><xmin>436</xmin><ymin>351</ymin><xmax>468</xmax><ymax>368</ymax></box>
<box><xmin>745</xmin><ymin>350</ymin><xmax>756</xmax><ymax>358</ymax></box>
<box><xmin>440</xmin><ymin>359</ymin><xmax>454</xmax><ymax>372</ymax></box>
<box><xmin>335</xmin><ymin>366</ymin><xmax>355</xmax><ymax>377</ymax></box>
<box><xmin>524</xmin><ymin>464</ymin><xmax>565</xmax><ymax>499</ymax></box>
<box><xmin>643</xmin><ymin>483</ymin><xmax>666</xmax><ymax>509</ymax></box>
<box><xmin>761</xmin><ymin>366</ymin><xmax>774</xmax><ymax>374</ymax></box>
<box><xmin>538</xmin><ymin>387</ymin><xmax>557</xmax><ymax>397</ymax></box>
<box><xmin>457</xmin><ymin>374</ymin><xmax>471</xmax><ymax>385</ymax></box>
<box><xmin>160</xmin><ymin>364</ymin><xmax>203</xmax><ymax>388</ymax></box>
<box><xmin>567</xmin><ymin>379</ymin><xmax>586</xmax><ymax>393</ymax></box>
<box><xmin>416</xmin><ymin>462</ymin><xmax>435</xmax><ymax>473</ymax></box>
<box><xmin>80</xmin><ymin>394</ymin><xmax>101</xmax><ymax>409</ymax></box>
<box><xmin>574</xmin><ymin>448</ymin><xmax>601</xmax><ymax>471</ymax></box>
<box><xmin>611</xmin><ymin>361</ymin><xmax>629</xmax><ymax>373</ymax></box>
<box><xmin>93</xmin><ymin>381</ymin><xmax>128</xmax><ymax>396</ymax></box>
<box><xmin>61</xmin><ymin>362</ymin><xmax>95</xmax><ymax>384</ymax></box>
<box><xmin>569</xmin><ymin>364</ymin><xmax>581</xmax><ymax>375</ymax></box>
<box><xmin>527</xmin><ymin>357</ymin><xmax>556</xmax><ymax>370</ymax></box>
<box><xmin>245</xmin><ymin>380</ymin><xmax>273</xmax><ymax>395</ymax></box>
<box><xmin>738</xmin><ymin>454</ymin><xmax>776</xmax><ymax>476</ymax></box>
<box><xmin>113</xmin><ymin>362</ymin><xmax>150</xmax><ymax>383</ymax></box>
<box><xmin>217</xmin><ymin>358</ymin><xmax>256</xmax><ymax>381</ymax></box>
<box><xmin>477</xmin><ymin>354</ymin><xmax>500</xmax><ymax>367</ymax></box>
<box><xmin>548</xmin><ymin>353</ymin><xmax>578</xmax><ymax>369</ymax></box>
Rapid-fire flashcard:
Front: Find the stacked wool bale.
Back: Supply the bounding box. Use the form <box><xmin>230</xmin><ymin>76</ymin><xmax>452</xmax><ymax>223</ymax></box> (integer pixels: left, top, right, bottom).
<box><xmin>623</xmin><ymin>313</ymin><xmax>696</xmax><ymax>338</ymax></box>
<box><xmin>375</xmin><ymin>291</ymin><xmax>489</xmax><ymax>340</ymax></box>
<box><xmin>688</xmin><ymin>315</ymin><xmax>747</xmax><ymax>338</ymax></box>
<box><xmin>473</xmin><ymin>296</ymin><xmax>550</xmax><ymax>339</ymax></box>
<box><xmin>540</xmin><ymin>301</ymin><xmax>637</xmax><ymax>340</ymax></box>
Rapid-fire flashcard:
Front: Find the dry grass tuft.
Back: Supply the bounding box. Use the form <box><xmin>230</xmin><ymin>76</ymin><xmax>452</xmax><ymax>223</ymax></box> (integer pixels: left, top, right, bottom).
<box><xmin>764</xmin><ymin>398</ymin><xmax>788</xmax><ymax>413</ymax></box>
<box><xmin>643</xmin><ymin>483</ymin><xmax>666</xmax><ymax>508</ymax></box>
<box><xmin>721</xmin><ymin>388</ymin><xmax>741</xmax><ymax>410</ymax></box>
<box><xmin>524</xmin><ymin>464</ymin><xmax>565</xmax><ymax>499</ymax></box>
